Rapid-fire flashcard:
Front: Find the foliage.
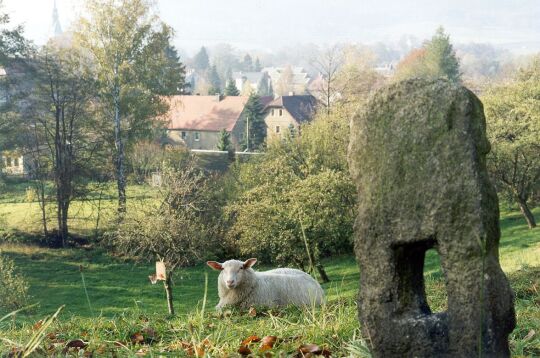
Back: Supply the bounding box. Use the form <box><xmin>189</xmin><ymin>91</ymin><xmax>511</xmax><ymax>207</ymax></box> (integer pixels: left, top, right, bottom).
<box><xmin>254</xmin><ymin>57</ymin><xmax>262</xmax><ymax>72</ymax></box>
<box><xmin>24</xmin><ymin>42</ymin><xmax>104</xmax><ymax>246</ymax></box>
<box><xmin>394</xmin><ymin>27</ymin><xmax>461</xmax><ymax>83</ymax></box>
<box><xmin>423</xmin><ymin>26</ymin><xmax>461</xmax><ymax>82</ymax></box>
<box><xmin>227</xmin><ymin>110</ymin><xmax>354</xmax><ymax>274</ymax></box>
<box><xmin>127</xmin><ymin>141</ymin><xmax>189</xmax><ymax>183</ymax></box>
<box><xmin>483</xmin><ymin>56</ymin><xmax>540</xmax><ymax>228</ymax></box>
<box><xmin>276</xmin><ymin>65</ymin><xmax>294</xmax><ymax>96</ymax></box>
<box><xmin>75</xmin><ymin>0</ymin><xmax>185</xmax><ymax>213</ymax></box>
<box><xmin>114</xmin><ymin>159</ymin><xmax>221</xmax><ymax>271</ymax></box>
<box><xmin>241</xmin><ymin>53</ymin><xmax>253</xmax><ymax>72</ymax></box>
<box><xmin>224</xmin><ymin>79</ymin><xmax>239</xmax><ymax>96</ymax></box>
<box><xmin>207</xmin><ymin>64</ymin><xmax>222</xmax><ymax>95</ymax></box>
<box><xmin>216</xmin><ymin>129</ymin><xmax>232</xmax><ymax>151</ymax></box>
<box><xmin>192</xmin><ymin>46</ymin><xmax>210</xmax><ymax>72</ymax></box>
<box><xmin>0</xmin><ymin>251</ymin><xmax>29</xmax><ymax>312</ymax></box>
<box><xmin>243</xmin><ymin>93</ymin><xmax>266</xmax><ymax>150</ymax></box>
<box><xmin>113</xmin><ymin>157</ymin><xmax>224</xmax><ymax>312</ymax></box>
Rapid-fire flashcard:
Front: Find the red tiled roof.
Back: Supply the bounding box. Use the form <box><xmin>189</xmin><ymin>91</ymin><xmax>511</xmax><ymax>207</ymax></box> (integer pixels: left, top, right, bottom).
<box><xmin>163</xmin><ymin>95</ymin><xmax>249</xmax><ymax>132</ymax></box>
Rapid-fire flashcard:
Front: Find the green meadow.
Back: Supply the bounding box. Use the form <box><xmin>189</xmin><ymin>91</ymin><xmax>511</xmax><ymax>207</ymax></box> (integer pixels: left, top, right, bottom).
<box><xmin>0</xmin><ymin>199</ymin><xmax>538</xmax><ymax>356</ymax></box>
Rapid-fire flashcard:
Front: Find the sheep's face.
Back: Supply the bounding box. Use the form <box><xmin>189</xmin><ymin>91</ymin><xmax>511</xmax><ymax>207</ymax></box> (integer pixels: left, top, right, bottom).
<box><xmin>207</xmin><ymin>258</ymin><xmax>257</xmax><ymax>289</ymax></box>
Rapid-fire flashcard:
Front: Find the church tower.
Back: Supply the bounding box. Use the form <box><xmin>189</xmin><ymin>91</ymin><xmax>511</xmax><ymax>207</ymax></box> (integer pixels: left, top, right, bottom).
<box><xmin>51</xmin><ymin>0</ymin><xmax>63</xmax><ymax>37</ymax></box>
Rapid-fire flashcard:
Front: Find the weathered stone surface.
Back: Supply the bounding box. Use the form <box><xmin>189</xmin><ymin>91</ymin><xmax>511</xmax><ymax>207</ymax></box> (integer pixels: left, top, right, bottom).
<box><xmin>348</xmin><ymin>79</ymin><xmax>516</xmax><ymax>357</ymax></box>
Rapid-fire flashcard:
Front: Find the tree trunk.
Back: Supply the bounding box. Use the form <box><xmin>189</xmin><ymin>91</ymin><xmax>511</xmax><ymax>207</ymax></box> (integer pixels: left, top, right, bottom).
<box><xmin>36</xmin><ymin>180</ymin><xmax>48</xmax><ymax>237</ymax></box>
<box><xmin>316</xmin><ymin>263</ymin><xmax>330</xmax><ymax>283</ymax></box>
<box><xmin>112</xmin><ymin>66</ymin><xmax>126</xmax><ymax>215</ymax></box>
<box><xmin>163</xmin><ymin>275</ymin><xmax>175</xmax><ymax>315</ymax></box>
<box><xmin>518</xmin><ymin>197</ymin><xmax>537</xmax><ymax>229</ymax></box>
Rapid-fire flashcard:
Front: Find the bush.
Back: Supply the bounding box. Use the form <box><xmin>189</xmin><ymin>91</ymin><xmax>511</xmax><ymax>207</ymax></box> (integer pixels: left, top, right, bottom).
<box><xmin>0</xmin><ymin>252</ymin><xmax>30</xmax><ymax>312</ymax></box>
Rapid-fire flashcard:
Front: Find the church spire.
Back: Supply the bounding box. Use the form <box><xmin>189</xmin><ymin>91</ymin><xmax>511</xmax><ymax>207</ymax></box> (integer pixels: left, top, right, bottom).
<box><xmin>51</xmin><ymin>0</ymin><xmax>63</xmax><ymax>37</ymax></box>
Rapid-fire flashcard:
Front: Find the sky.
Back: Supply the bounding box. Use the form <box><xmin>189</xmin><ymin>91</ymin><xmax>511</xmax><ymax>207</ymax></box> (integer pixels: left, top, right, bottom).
<box><xmin>3</xmin><ymin>0</ymin><xmax>540</xmax><ymax>55</ymax></box>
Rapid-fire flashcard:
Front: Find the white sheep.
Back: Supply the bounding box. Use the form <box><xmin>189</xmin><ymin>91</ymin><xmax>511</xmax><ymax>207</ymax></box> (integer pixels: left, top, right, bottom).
<box><xmin>207</xmin><ymin>258</ymin><xmax>324</xmax><ymax>309</ymax></box>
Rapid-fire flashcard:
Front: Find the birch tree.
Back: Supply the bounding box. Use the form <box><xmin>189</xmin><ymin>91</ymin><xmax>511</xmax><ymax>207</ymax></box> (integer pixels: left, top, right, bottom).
<box><xmin>75</xmin><ymin>0</ymin><xmax>184</xmax><ymax>214</ymax></box>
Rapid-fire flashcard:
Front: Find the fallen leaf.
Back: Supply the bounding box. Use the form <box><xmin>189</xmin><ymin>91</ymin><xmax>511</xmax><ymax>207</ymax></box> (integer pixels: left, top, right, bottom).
<box><xmin>238</xmin><ymin>345</ymin><xmax>252</xmax><ymax>356</ymax></box>
<box><xmin>297</xmin><ymin>343</ymin><xmax>331</xmax><ymax>357</ymax></box>
<box><xmin>259</xmin><ymin>335</ymin><xmax>277</xmax><ymax>351</ymax></box>
<box><xmin>241</xmin><ymin>335</ymin><xmax>261</xmax><ymax>346</ymax></box>
<box><xmin>248</xmin><ymin>307</ymin><xmax>257</xmax><ymax>317</ymax></box>
<box><xmin>523</xmin><ymin>329</ymin><xmax>535</xmax><ymax>341</ymax></box>
<box><xmin>65</xmin><ymin>339</ymin><xmax>88</xmax><ymax>349</ymax></box>
<box><xmin>33</xmin><ymin>320</ymin><xmax>43</xmax><ymax>330</ymax></box>
<box><xmin>130</xmin><ymin>332</ymin><xmax>145</xmax><ymax>345</ymax></box>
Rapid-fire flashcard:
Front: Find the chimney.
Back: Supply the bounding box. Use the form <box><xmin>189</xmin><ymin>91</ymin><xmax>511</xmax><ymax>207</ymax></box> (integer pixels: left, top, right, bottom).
<box><xmin>214</xmin><ymin>94</ymin><xmax>223</xmax><ymax>102</ymax></box>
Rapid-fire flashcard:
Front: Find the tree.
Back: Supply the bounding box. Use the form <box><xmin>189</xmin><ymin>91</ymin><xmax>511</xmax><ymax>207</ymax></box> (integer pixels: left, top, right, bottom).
<box><xmin>224</xmin><ymin>79</ymin><xmax>239</xmax><ymax>96</ymax></box>
<box><xmin>276</xmin><ymin>65</ymin><xmax>294</xmax><ymax>96</ymax></box>
<box><xmin>207</xmin><ymin>64</ymin><xmax>221</xmax><ymax>95</ymax></box>
<box><xmin>254</xmin><ymin>57</ymin><xmax>262</xmax><ymax>72</ymax></box>
<box><xmin>423</xmin><ymin>26</ymin><xmax>461</xmax><ymax>82</ymax></box>
<box><xmin>75</xmin><ymin>0</ymin><xmax>184</xmax><ymax>214</ymax></box>
<box><xmin>0</xmin><ymin>0</ymin><xmax>32</xmax><ymax>162</ymax></box>
<box><xmin>257</xmin><ymin>76</ymin><xmax>272</xmax><ymax>97</ymax></box>
<box><xmin>192</xmin><ymin>46</ymin><xmax>209</xmax><ymax>72</ymax></box>
<box><xmin>242</xmin><ymin>53</ymin><xmax>253</xmax><ymax>71</ymax></box>
<box><xmin>243</xmin><ymin>93</ymin><xmax>266</xmax><ymax>150</ymax></box>
<box><xmin>312</xmin><ymin>45</ymin><xmax>344</xmax><ymax>113</ymax></box>
<box><xmin>335</xmin><ymin>45</ymin><xmax>383</xmax><ymax>107</ymax></box>
<box><xmin>29</xmin><ymin>42</ymin><xmax>100</xmax><ymax>246</ymax></box>
<box><xmin>394</xmin><ymin>48</ymin><xmax>428</xmax><ymax>81</ymax></box>
<box><xmin>216</xmin><ymin>129</ymin><xmax>232</xmax><ymax>151</ymax></box>
<box><xmin>114</xmin><ymin>158</ymin><xmax>222</xmax><ymax>315</ymax></box>
<box><xmin>226</xmin><ymin>109</ymin><xmax>354</xmax><ymax>281</ymax></box>
<box><xmin>394</xmin><ymin>27</ymin><xmax>461</xmax><ymax>83</ymax></box>
<box><xmin>482</xmin><ymin>57</ymin><xmax>540</xmax><ymax>228</ymax></box>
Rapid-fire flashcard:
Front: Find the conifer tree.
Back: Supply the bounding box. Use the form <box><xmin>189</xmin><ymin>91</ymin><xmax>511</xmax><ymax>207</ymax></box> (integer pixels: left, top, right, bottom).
<box><xmin>193</xmin><ymin>46</ymin><xmax>210</xmax><ymax>72</ymax></box>
<box><xmin>243</xmin><ymin>93</ymin><xmax>266</xmax><ymax>150</ymax></box>
<box><xmin>225</xmin><ymin>79</ymin><xmax>240</xmax><ymax>96</ymax></box>
<box><xmin>424</xmin><ymin>26</ymin><xmax>461</xmax><ymax>82</ymax></box>
<box><xmin>207</xmin><ymin>64</ymin><xmax>221</xmax><ymax>95</ymax></box>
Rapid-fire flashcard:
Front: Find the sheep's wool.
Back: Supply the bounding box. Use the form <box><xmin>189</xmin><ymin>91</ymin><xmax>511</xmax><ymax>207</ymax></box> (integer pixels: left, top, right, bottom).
<box><xmin>215</xmin><ymin>260</ymin><xmax>324</xmax><ymax>309</ymax></box>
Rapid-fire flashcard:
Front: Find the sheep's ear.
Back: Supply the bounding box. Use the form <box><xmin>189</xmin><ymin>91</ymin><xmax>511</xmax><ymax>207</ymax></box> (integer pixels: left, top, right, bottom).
<box><xmin>243</xmin><ymin>258</ymin><xmax>257</xmax><ymax>269</ymax></box>
<box><xmin>207</xmin><ymin>261</ymin><xmax>223</xmax><ymax>271</ymax></box>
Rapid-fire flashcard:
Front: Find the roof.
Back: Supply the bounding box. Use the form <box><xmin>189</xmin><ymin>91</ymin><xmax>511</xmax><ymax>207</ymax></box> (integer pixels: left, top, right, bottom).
<box><xmin>266</xmin><ymin>95</ymin><xmax>317</xmax><ymax>123</ymax></box>
<box><xmin>164</xmin><ymin>95</ymin><xmax>249</xmax><ymax>131</ymax></box>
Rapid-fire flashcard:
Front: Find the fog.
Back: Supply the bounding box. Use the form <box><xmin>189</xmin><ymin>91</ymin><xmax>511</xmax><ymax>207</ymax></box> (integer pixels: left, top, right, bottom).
<box><xmin>4</xmin><ymin>0</ymin><xmax>540</xmax><ymax>54</ymax></box>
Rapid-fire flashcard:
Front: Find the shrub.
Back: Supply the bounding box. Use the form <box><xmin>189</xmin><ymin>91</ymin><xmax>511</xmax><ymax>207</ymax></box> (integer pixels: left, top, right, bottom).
<box><xmin>0</xmin><ymin>252</ymin><xmax>30</xmax><ymax>312</ymax></box>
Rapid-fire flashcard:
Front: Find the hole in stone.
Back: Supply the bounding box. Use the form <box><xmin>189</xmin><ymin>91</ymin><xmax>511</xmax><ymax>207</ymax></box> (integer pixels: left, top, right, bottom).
<box><xmin>424</xmin><ymin>248</ymin><xmax>448</xmax><ymax>313</ymax></box>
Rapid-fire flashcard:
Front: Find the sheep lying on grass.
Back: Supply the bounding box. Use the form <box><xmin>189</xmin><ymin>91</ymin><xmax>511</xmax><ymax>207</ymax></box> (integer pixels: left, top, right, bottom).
<box><xmin>207</xmin><ymin>258</ymin><xmax>324</xmax><ymax>309</ymax></box>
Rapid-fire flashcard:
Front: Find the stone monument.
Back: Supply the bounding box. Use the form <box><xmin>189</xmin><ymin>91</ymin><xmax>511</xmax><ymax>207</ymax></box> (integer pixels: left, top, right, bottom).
<box><xmin>348</xmin><ymin>79</ymin><xmax>516</xmax><ymax>357</ymax></box>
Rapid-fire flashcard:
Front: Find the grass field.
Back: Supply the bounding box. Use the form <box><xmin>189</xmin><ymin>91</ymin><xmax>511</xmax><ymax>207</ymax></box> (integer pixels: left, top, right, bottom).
<box><xmin>0</xmin><ymin>204</ymin><xmax>538</xmax><ymax>356</ymax></box>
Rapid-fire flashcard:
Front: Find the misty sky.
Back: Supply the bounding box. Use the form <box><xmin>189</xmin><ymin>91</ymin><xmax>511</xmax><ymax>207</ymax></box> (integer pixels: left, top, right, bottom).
<box><xmin>4</xmin><ymin>0</ymin><xmax>540</xmax><ymax>54</ymax></box>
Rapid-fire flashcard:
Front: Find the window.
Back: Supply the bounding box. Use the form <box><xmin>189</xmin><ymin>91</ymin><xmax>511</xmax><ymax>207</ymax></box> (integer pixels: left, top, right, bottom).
<box><xmin>275</xmin><ymin>125</ymin><xmax>280</xmax><ymax>134</ymax></box>
<box><xmin>14</xmin><ymin>158</ymin><xmax>19</xmax><ymax>166</ymax></box>
<box><xmin>181</xmin><ymin>131</ymin><xmax>186</xmax><ymax>140</ymax></box>
<box><xmin>194</xmin><ymin>132</ymin><xmax>200</xmax><ymax>141</ymax></box>
<box><xmin>279</xmin><ymin>109</ymin><xmax>283</xmax><ymax>116</ymax></box>
<box><xmin>271</xmin><ymin>109</ymin><xmax>275</xmax><ymax>116</ymax></box>
<box><xmin>6</xmin><ymin>157</ymin><xmax>11</xmax><ymax>167</ymax></box>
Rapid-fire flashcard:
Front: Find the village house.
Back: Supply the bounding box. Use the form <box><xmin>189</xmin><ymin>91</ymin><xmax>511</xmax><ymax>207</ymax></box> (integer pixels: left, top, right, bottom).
<box><xmin>264</xmin><ymin>95</ymin><xmax>317</xmax><ymax>138</ymax></box>
<box><xmin>163</xmin><ymin>94</ymin><xmax>273</xmax><ymax>151</ymax></box>
<box><xmin>263</xmin><ymin>66</ymin><xmax>311</xmax><ymax>96</ymax></box>
<box><xmin>232</xmin><ymin>71</ymin><xmax>272</xmax><ymax>95</ymax></box>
